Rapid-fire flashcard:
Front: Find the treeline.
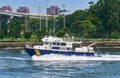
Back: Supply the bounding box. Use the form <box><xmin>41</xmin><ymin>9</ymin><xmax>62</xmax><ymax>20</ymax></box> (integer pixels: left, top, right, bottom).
<box><xmin>0</xmin><ymin>0</ymin><xmax>120</xmax><ymax>41</ymax></box>
<box><xmin>65</xmin><ymin>0</ymin><xmax>120</xmax><ymax>38</ymax></box>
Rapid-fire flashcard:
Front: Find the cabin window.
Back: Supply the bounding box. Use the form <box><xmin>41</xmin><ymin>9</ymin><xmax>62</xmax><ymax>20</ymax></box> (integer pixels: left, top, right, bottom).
<box><xmin>57</xmin><ymin>42</ymin><xmax>60</xmax><ymax>46</ymax></box>
<box><xmin>41</xmin><ymin>42</ymin><xmax>43</xmax><ymax>45</ymax></box>
<box><xmin>50</xmin><ymin>42</ymin><xmax>52</xmax><ymax>45</ymax></box>
<box><xmin>45</xmin><ymin>42</ymin><xmax>49</xmax><ymax>45</ymax></box>
<box><xmin>53</xmin><ymin>42</ymin><xmax>56</xmax><ymax>45</ymax></box>
<box><xmin>61</xmin><ymin>43</ymin><xmax>66</xmax><ymax>46</ymax></box>
<box><xmin>67</xmin><ymin>43</ymin><xmax>71</xmax><ymax>46</ymax></box>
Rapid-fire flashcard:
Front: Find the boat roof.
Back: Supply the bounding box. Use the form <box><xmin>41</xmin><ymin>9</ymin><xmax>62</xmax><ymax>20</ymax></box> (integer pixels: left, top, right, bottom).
<box><xmin>42</xmin><ymin>36</ymin><xmax>82</xmax><ymax>44</ymax></box>
<box><xmin>42</xmin><ymin>36</ymin><xmax>63</xmax><ymax>42</ymax></box>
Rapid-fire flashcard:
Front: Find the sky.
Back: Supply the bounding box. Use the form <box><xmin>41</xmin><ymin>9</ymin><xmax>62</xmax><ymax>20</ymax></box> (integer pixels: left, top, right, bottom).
<box><xmin>0</xmin><ymin>0</ymin><xmax>98</xmax><ymax>14</ymax></box>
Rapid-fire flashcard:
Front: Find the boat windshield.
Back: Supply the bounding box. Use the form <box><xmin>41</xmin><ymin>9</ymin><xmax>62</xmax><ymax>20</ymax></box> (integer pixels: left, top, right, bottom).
<box><xmin>53</xmin><ymin>42</ymin><xmax>56</xmax><ymax>45</ymax></box>
<box><xmin>57</xmin><ymin>42</ymin><xmax>60</xmax><ymax>46</ymax></box>
<box><xmin>44</xmin><ymin>42</ymin><xmax>49</xmax><ymax>45</ymax></box>
<box><xmin>52</xmin><ymin>42</ymin><xmax>66</xmax><ymax>47</ymax></box>
<box><xmin>61</xmin><ymin>43</ymin><xmax>66</xmax><ymax>46</ymax></box>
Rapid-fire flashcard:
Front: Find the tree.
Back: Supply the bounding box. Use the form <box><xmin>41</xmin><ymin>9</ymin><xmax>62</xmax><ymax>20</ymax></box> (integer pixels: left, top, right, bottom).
<box><xmin>65</xmin><ymin>10</ymin><xmax>88</xmax><ymax>28</ymax></box>
<box><xmin>56</xmin><ymin>29</ymin><xmax>66</xmax><ymax>37</ymax></box>
<box><xmin>56</xmin><ymin>15</ymin><xmax>64</xmax><ymax>32</ymax></box>
<box><xmin>0</xmin><ymin>29</ymin><xmax>4</xmax><ymax>39</ymax></box>
<box><xmin>88</xmin><ymin>0</ymin><xmax>120</xmax><ymax>38</ymax></box>
<box><xmin>71</xmin><ymin>20</ymin><xmax>96</xmax><ymax>37</ymax></box>
<box><xmin>36</xmin><ymin>27</ymin><xmax>46</xmax><ymax>41</ymax></box>
<box><xmin>28</xmin><ymin>18</ymin><xmax>39</xmax><ymax>33</ymax></box>
<box><xmin>24</xmin><ymin>31</ymin><xmax>32</xmax><ymax>40</ymax></box>
<box><xmin>7</xmin><ymin>18</ymin><xmax>22</xmax><ymax>41</ymax></box>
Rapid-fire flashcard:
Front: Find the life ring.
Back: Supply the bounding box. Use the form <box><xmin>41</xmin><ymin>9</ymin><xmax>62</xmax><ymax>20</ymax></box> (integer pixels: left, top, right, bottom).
<box><xmin>45</xmin><ymin>46</ymin><xmax>47</xmax><ymax>50</ymax></box>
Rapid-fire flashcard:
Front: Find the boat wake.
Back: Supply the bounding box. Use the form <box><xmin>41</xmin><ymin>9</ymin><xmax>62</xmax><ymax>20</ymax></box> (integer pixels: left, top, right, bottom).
<box><xmin>32</xmin><ymin>54</ymin><xmax>120</xmax><ymax>61</ymax></box>
<box><xmin>0</xmin><ymin>56</ymin><xmax>30</xmax><ymax>61</ymax></box>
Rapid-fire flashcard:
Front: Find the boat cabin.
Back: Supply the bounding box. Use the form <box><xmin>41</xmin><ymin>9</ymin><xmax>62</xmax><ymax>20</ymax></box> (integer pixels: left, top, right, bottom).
<box><xmin>41</xmin><ymin>36</ymin><xmax>73</xmax><ymax>51</ymax></box>
<box><xmin>33</xmin><ymin>36</ymin><xmax>94</xmax><ymax>53</ymax></box>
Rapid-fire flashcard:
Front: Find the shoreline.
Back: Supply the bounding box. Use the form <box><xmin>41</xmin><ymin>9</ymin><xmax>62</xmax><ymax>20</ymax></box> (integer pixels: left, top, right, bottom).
<box><xmin>0</xmin><ymin>41</ymin><xmax>120</xmax><ymax>52</ymax></box>
<box><xmin>0</xmin><ymin>42</ymin><xmax>40</xmax><ymax>50</ymax></box>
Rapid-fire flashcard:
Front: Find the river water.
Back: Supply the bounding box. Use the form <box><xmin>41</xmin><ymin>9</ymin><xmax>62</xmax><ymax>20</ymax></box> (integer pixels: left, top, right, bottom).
<box><xmin>0</xmin><ymin>49</ymin><xmax>120</xmax><ymax>78</ymax></box>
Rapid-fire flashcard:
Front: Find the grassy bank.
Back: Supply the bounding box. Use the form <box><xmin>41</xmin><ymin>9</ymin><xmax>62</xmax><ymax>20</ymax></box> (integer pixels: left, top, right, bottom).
<box><xmin>0</xmin><ymin>37</ymin><xmax>120</xmax><ymax>42</ymax></box>
<box><xmin>0</xmin><ymin>37</ymin><xmax>38</xmax><ymax>42</ymax></box>
<box><xmin>85</xmin><ymin>38</ymin><xmax>120</xmax><ymax>42</ymax></box>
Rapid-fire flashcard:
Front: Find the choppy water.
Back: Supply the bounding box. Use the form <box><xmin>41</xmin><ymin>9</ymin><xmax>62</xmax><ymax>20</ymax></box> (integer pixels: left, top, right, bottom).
<box><xmin>0</xmin><ymin>49</ymin><xmax>120</xmax><ymax>78</ymax></box>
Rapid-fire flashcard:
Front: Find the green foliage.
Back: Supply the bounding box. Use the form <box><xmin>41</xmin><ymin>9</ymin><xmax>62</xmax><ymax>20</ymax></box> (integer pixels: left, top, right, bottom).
<box><xmin>7</xmin><ymin>18</ymin><xmax>22</xmax><ymax>41</ymax></box>
<box><xmin>88</xmin><ymin>0</ymin><xmax>120</xmax><ymax>38</ymax></box>
<box><xmin>71</xmin><ymin>20</ymin><xmax>96</xmax><ymax>37</ymax></box>
<box><xmin>65</xmin><ymin>10</ymin><xmax>88</xmax><ymax>28</ymax></box>
<box><xmin>36</xmin><ymin>27</ymin><xmax>46</xmax><ymax>41</ymax></box>
<box><xmin>56</xmin><ymin>28</ymin><xmax>66</xmax><ymax>37</ymax></box>
<box><xmin>0</xmin><ymin>0</ymin><xmax>120</xmax><ymax>41</ymax></box>
<box><xmin>0</xmin><ymin>29</ymin><xmax>4</xmax><ymax>39</ymax></box>
<box><xmin>28</xmin><ymin>18</ymin><xmax>39</xmax><ymax>33</ymax></box>
<box><xmin>56</xmin><ymin>15</ymin><xmax>64</xmax><ymax>31</ymax></box>
<box><xmin>24</xmin><ymin>31</ymin><xmax>32</xmax><ymax>40</ymax></box>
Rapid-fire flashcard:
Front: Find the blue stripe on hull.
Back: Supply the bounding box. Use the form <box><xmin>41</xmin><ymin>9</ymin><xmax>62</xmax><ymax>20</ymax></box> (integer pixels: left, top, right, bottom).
<box><xmin>25</xmin><ymin>48</ymin><xmax>95</xmax><ymax>57</ymax></box>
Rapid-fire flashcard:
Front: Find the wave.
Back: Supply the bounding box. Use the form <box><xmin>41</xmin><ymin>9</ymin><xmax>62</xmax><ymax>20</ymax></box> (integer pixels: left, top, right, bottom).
<box><xmin>1</xmin><ymin>54</ymin><xmax>120</xmax><ymax>61</ymax></box>
<box><xmin>0</xmin><ymin>56</ymin><xmax>30</xmax><ymax>61</ymax></box>
<box><xmin>32</xmin><ymin>54</ymin><xmax>120</xmax><ymax>61</ymax></box>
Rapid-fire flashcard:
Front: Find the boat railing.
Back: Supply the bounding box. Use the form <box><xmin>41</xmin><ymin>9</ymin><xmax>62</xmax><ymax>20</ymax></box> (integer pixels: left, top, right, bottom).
<box><xmin>87</xmin><ymin>42</ymin><xmax>96</xmax><ymax>47</ymax></box>
<box><xmin>25</xmin><ymin>42</ymin><xmax>33</xmax><ymax>48</ymax></box>
<box><xmin>63</xmin><ymin>37</ymin><xmax>74</xmax><ymax>42</ymax></box>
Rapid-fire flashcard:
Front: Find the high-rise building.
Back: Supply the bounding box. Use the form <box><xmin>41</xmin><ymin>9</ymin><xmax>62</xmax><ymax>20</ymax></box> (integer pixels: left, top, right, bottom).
<box><xmin>17</xmin><ymin>7</ymin><xmax>30</xmax><ymax>13</ymax></box>
<box><xmin>0</xmin><ymin>6</ymin><xmax>12</xmax><ymax>12</ymax></box>
<box><xmin>47</xmin><ymin>6</ymin><xmax>60</xmax><ymax>15</ymax></box>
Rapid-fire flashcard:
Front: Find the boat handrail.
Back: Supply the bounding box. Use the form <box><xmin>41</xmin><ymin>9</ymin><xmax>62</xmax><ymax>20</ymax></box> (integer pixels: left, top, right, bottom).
<box><xmin>87</xmin><ymin>42</ymin><xmax>96</xmax><ymax>47</ymax></box>
<box><xmin>26</xmin><ymin>42</ymin><xmax>33</xmax><ymax>48</ymax></box>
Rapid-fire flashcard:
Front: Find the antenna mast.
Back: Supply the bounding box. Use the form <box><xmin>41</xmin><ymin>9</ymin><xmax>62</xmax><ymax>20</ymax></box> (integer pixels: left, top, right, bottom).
<box><xmin>39</xmin><ymin>6</ymin><xmax>41</xmax><ymax>31</ymax></box>
<box><xmin>53</xmin><ymin>10</ymin><xmax>56</xmax><ymax>36</ymax></box>
<box><xmin>62</xmin><ymin>3</ymin><xmax>66</xmax><ymax>28</ymax></box>
<box><xmin>46</xmin><ymin>0</ymin><xmax>49</xmax><ymax>34</ymax></box>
